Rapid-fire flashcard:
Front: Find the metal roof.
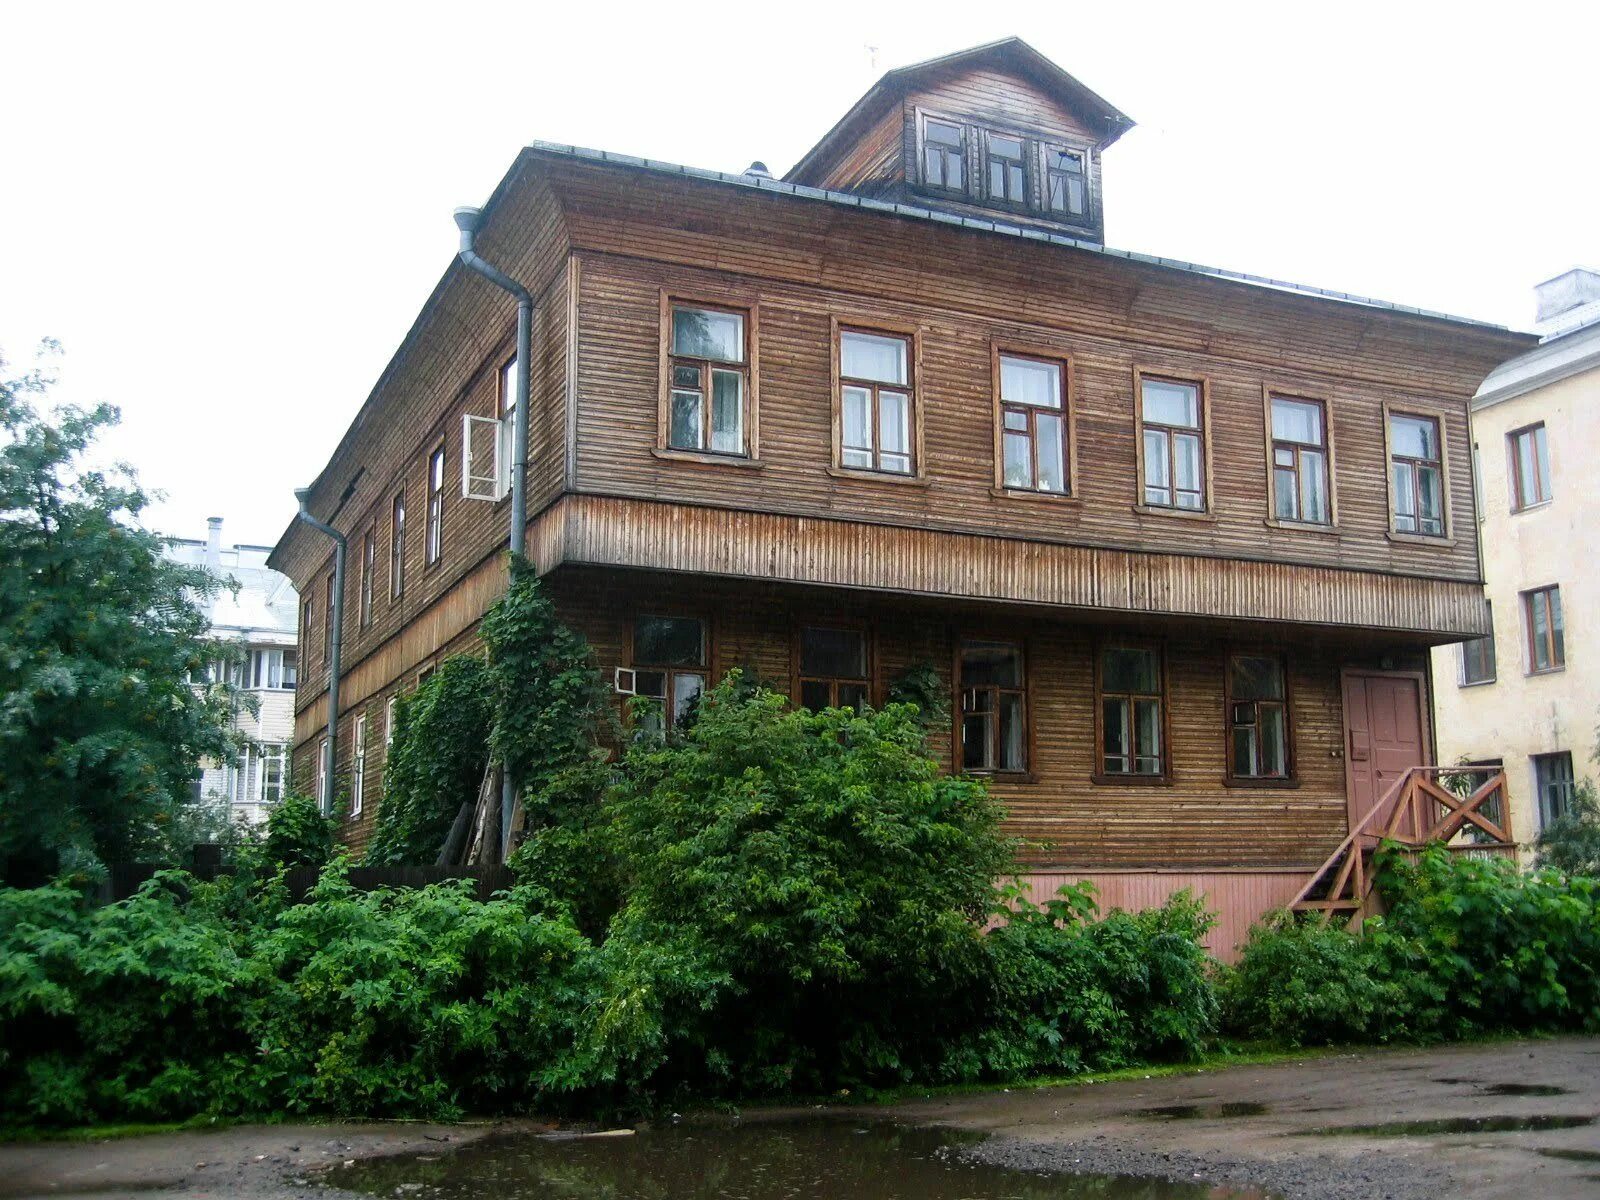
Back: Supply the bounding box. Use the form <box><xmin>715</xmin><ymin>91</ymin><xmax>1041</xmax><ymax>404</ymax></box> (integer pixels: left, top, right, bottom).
<box><xmin>528</xmin><ymin>141</ymin><xmax>1518</xmax><ymax>334</ymax></box>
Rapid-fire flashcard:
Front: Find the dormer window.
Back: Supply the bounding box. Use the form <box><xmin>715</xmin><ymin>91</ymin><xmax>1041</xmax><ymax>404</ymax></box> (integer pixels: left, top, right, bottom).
<box><xmin>985</xmin><ymin>132</ymin><xmax>1027</xmax><ymax>204</ymax></box>
<box><xmin>1044</xmin><ymin>146</ymin><xmax>1086</xmax><ymax>217</ymax></box>
<box><xmin>921</xmin><ymin>116</ymin><xmax>966</xmax><ymax>192</ymax></box>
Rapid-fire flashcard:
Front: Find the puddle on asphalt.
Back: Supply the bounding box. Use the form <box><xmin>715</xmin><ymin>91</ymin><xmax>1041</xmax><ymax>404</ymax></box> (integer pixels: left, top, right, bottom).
<box><xmin>1432</xmin><ymin>1078</ymin><xmax>1571</xmax><ymax>1097</ymax></box>
<box><xmin>1311</xmin><ymin>1115</ymin><xmax>1594</xmax><ymax>1136</ymax></box>
<box><xmin>1138</xmin><ymin>1103</ymin><xmax>1270</xmax><ymax>1121</ymax></box>
<box><xmin>327</xmin><ymin>1120</ymin><xmax>1272</xmax><ymax>1199</ymax></box>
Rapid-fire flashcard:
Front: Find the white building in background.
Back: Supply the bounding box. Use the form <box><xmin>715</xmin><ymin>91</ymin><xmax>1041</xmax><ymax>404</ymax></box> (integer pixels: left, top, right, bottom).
<box><xmin>169</xmin><ymin>517</ymin><xmax>300</xmax><ymax>825</ymax></box>
<box><xmin>1432</xmin><ymin>267</ymin><xmax>1600</xmax><ymax>847</ymax></box>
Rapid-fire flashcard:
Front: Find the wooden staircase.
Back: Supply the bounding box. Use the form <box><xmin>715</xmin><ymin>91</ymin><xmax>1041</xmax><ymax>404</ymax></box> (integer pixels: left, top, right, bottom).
<box><xmin>1289</xmin><ymin>767</ymin><xmax>1516</xmax><ymax>928</ymax></box>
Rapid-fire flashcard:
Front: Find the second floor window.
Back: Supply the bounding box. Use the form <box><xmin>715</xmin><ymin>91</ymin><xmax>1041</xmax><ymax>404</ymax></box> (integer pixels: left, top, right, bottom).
<box><xmin>1389</xmin><ymin>412</ymin><xmax>1444</xmax><ymax>536</ymax></box>
<box><xmin>301</xmin><ymin>598</ymin><xmax>315</xmax><ymax>662</ymax></box>
<box><xmin>426</xmin><ymin>443</ymin><xmax>445</xmax><ymax>565</ymax></box>
<box><xmin>1227</xmin><ymin>655</ymin><xmax>1290</xmax><ymax>781</ymax></box>
<box><xmin>998</xmin><ymin>353</ymin><xmax>1067</xmax><ymax>493</ymax></box>
<box><xmin>959</xmin><ymin>640</ymin><xmax>1027</xmax><ymax>773</ymax></box>
<box><xmin>390</xmin><ymin>492</ymin><xmax>406</xmax><ymax>601</ymax></box>
<box><xmin>1460</xmin><ymin>603</ymin><xmax>1496</xmax><ymax>685</ymax></box>
<box><xmin>839</xmin><ymin>329</ymin><xmax>914</xmax><ymax>474</ymax></box>
<box><xmin>797</xmin><ymin>626</ymin><xmax>870</xmax><ymax>711</ymax></box>
<box><xmin>1140</xmin><ymin>376</ymin><xmax>1206</xmax><ymax>511</ymax></box>
<box><xmin>1098</xmin><ymin>643</ymin><xmax>1166</xmax><ymax>778</ymax></box>
<box><xmin>1509</xmin><ymin>422</ymin><xmax>1552</xmax><ymax>510</ymax></box>
<box><xmin>921</xmin><ymin>117</ymin><xmax>965</xmax><ymax>191</ymax></box>
<box><xmin>1044</xmin><ymin>146</ymin><xmax>1086</xmax><ymax>217</ymax></box>
<box><xmin>359</xmin><ymin>529</ymin><xmax>374</xmax><ymax>629</ymax></box>
<box><xmin>321</xmin><ymin>574</ymin><xmax>334</xmax><ymax>666</ymax></box>
<box><xmin>1270</xmin><ymin>396</ymin><xmax>1331</xmax><ymax>525</ymax></box>
<box><xmin>1523</xmin><ymin>584</ymin><xmax>1565</xmax><ymax>673</ymax></box>
<box><xmin>246</xmin><ymin>647</ymin><xmax>296</xmax><ymax>690</ymax></box>
<box><xmin>667</xmin><ymin>303</ymin><xmax>748</xmax><ymax>456</ymax></box>
<box><xmin>985</xmin><ymin>131</ymin><xmax>1026</xmax><ymax>204</ymax></box>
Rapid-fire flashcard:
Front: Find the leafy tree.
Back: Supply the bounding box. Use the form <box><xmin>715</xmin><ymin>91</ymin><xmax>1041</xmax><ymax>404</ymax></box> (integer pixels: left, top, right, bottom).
<box><xmin>0</xmin><ymin>347</ymin><xmax>238</xmax><ymax>886</ymax></box>
<box><xmin>1536</xmin><ymin>731</ymin><xmax>1600</xmax><ymax>878</ymax></box>
<box><xmin>363</xmin><ymin>658</ymin><xmax>493</xmax><ymax>866</ymax></box>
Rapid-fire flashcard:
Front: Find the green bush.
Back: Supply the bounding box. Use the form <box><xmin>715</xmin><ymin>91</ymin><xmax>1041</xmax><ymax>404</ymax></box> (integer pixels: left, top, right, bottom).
<box><xmin>262</xmin><ymin>792</ymin><xmax>337</xmax><ymax>870</ymax></box>
<box><xmin>1537</xmin><ymin>778</ymin><xmax>1600</xmax><ymax>879</ymax></box>
<box><xmin>364</xmin><ymin>657</ymin><xmax>493</xmax><ymax>866</ymax></box>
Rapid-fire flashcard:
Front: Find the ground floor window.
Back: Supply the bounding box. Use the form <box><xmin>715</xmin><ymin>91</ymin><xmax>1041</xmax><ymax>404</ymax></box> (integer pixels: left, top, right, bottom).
<box><xmin>351</xmin><ymin>715</ymin><xmax>367</xmax><ymax>819</ymax></box>
<box><xmin>630</xmin><ymin>614</ymin><xmax>708</xmax><ymax>732</ymax></box>
<box><xmin>1226</xmin><ymin>654</ymin><xmax>1290</xmax><ymax>781</ymax></box>
<box><xmin>1534</xmin><ymin>751</ymin><xmax>1575</xmax><ymax>830</ymax></box>
<box><xmin>1097</xmin><ymin>643</ymin><xmax>1166</xmax><ymax>779</ymax></box>
<box><xmin>958</xmin><ymin>640</ymin><xmax>1026</xmax><ymax>773</ymax></box>
<box><xmin>797</xmin><ymin>626</ymin><xmax>870</xmax><ymax>711</ymax></box>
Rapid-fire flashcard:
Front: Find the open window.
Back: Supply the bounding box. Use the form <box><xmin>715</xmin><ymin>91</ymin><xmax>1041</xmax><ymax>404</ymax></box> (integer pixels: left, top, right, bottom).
<box><xmin>1225</xmin><ymin>654</ymin><xmax>1292</xmax><ymax>783</ymax></box>
<box><xmin>958</xmin><ymin>640</ymin><xmax>1027</xmax><ymax>774</ymax></box>
<box><xmin>622</xmin><ymin>615</ymin><xmax>709</xmax><ymax>733</ymax></box>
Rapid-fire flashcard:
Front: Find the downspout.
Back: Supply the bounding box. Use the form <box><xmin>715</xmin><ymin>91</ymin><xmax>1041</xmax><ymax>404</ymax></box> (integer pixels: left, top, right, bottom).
<box><xmin>452</xmin><ymin>206</ymin><xmax>531</xmax><ymax>861</ymax></box>
<box><xmin>293</xmin><ymin>488</ymin><xmax>346</xmax><ymax>815</ymax></box>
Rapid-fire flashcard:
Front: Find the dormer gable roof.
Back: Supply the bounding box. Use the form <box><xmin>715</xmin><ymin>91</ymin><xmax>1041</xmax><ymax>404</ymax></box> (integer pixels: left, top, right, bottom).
<box><xmin>785</xmin><ymin>37</ymin><xmax>1134</xmax><ymax>188</ymax></box>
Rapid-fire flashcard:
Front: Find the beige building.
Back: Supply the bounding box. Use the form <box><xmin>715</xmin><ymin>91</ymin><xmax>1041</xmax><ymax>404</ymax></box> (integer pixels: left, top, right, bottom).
<box><xmin>1432</xmin><ymin>268</ymin><xmax>1600</xmax><ymax>846</ymax></box>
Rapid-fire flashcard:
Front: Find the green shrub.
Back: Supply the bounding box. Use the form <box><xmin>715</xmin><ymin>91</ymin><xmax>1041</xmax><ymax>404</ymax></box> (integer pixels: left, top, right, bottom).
<box><xmin>364</xmin><ymin>657</ymin><xmax>493</xmax><ymax>866</ymax></box>
<box><xmin>262</xmin><ymin>792</ymin><xmax>337</xmax><ymax>870</ymax></box>
<box><xmin>1536</xmin><ymin>778</ymin><xmax>1600</xmax><ymax>879</ymax></box>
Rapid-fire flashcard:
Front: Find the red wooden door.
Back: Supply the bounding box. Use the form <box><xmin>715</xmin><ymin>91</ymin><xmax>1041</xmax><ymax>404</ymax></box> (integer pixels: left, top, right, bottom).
<box><xmin>1342</xmin><ymin>671</ymin><xmax>1428</xmax><ymax>840</ymax></box>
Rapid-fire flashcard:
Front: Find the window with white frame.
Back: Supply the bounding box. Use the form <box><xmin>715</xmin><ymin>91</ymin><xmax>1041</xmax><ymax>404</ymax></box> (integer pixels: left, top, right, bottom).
<box><xmin>245</xmin><ymin>647</ymin><xmax>296</xmax><ymax>690</ymax></box>
<box><xmin>351</xmin><ymin>714</ymin><xmax>367</xmax><ymax>819</ymax></box>
<box><xmin>386</xmin><ymin>695</ymin><xmax>398</xmax><ymax>746</ymax></box>
<box><xmin>315</xmin><ymin>737</ymin><xmax>330</xmax><ymax>813</ymax></box>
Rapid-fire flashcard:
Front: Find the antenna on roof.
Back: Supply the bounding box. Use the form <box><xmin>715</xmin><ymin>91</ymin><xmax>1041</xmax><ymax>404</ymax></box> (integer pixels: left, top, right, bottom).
<box><xmin>864</xmin><ymin>43</ymin><xmax>879</xmax><ymax>71</ymax></box>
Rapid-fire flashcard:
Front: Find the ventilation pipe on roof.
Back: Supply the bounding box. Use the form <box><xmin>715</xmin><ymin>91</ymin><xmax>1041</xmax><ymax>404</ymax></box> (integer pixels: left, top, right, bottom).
<box><xmin>293</xmin><ymin>488</ymin><xmax>346</xmax><ymax>817</ymax></box>
<box><xmin>452</xmin><ymin>205</ymin><xmax>532</xmax><ymax>863</ymax></box>
<box><xmin>743</xmin><ymin>161</ymin><xmax>772</xmax><ymax>179</ymax></box>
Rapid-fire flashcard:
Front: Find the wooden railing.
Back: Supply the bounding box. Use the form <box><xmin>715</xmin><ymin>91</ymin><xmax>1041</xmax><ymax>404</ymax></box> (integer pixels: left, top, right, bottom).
<box><xmin>1289</xmin><ymin>767</ymin><xmax>1515</xmax><ymax>928</ymax></box>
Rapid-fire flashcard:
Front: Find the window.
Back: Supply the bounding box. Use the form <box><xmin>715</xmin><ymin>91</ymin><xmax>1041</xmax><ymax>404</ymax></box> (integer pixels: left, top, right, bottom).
<box><xmin>1523</xmin><ymin>585</ymin><xmax>1565</xmax><ymax>673</ymax></box>
<box><xmin>838</xmin><ymin>328</ymin><xmax>914</xmax><ymax>475</ymax></box>
<box><xmin>1043</xmin><ymin>145</ymin><xmax>1087</xmax><ymax>217</ymax></box>
<box><xmin>665</xmin><ymin>302</ymin><xmax>749</xmax><ymax>456</ymax></box>
<box><xmin>301</xmin><ymin>598</ymin><xmax>315</xmax><ymax>664</ymax></box>
<box><xmin>1534</xmin><ymin>751</ymin><xmax>1576</xmax><ymax>830</ymax></box>
<box><xmin>315</xmin><ymin>737</ymin><xmax>330</xmax><ymax>814</ymax></box>
<box><xmin>385</xmin><ymin>695</ymin><xmax>398</xmax><ymax>746</ymax></box>
<box><xmin>1226</xmin><ymin>655</ymin><xmax>1290</xmax><ymax>781</ymax></box>
<box><xmin>920</xmin><ymin>116</ymin><xmax>965</xmax><ymax>192</ymax></box>
<box><xmin>959</xmin><ymin>641</ymin><xmax>1027</xmax><ymax>773</ymax></box>
<box><xmin>260</xmin><ymin>743</ymin><xmax>287</xmax><ymax>805</ymax></box>
<box><xmin>1509</xmin><ymin>423</ymin><xmax>1552</xmax><ymax>510</ymax></box>
<box><xmin>1097</xmin><ymin>644</ymin><xmax>1166</xmax><ymax>778</ymax></box>
<box><xmin>1389</xmin><ymin>411</ymin><xmax>1445</xmax><ymax>536</ymax></box>
<box><xmin>1269</xmin><ymin>395</ymin><xmax>1331</xmax><ymax>525</ymax></box>
<box><xmin>998</xmin><ymin>352</ymin><xmax>1068</xmax><ymax>493</ymax></box>
<box><xmin>351</xmin><ymin>714</ymin><xmax>367</xmax><ymax>819</ymax></box>
<box><xmin>500</xmin><ymin>356</ymin><xmax>517</xmax><ymax>424</ymax></box>
<box><xmin>1460</xmin><ymin>603</ymin><xmax>1496</xmax><ymax>685</ymax></box>
<box><xmin>1139</xmin><ymin>375</ymin><xmax>1206</xmax><ymax>511</ymax></box>
<box><xmin>321</xmin><ymin>574</ymin><xmax>334</xmax><ymax>667</ymax></box>
<box><xmin>390</xmin><ymin>492</ymin><xmax>406</xmax><ymax>601</ymax></box>
<box><xmin>426</xmin><ymin>443</ymin><xmax>445</xmax><ymax>565</ymax></box>
<box><xmin>631</xmin><ymin>615</ymin><xmax>707</xmax><ymax>731</ymax></box>
<box><xmin>797</xmin><ymin>626</ymin><xmax>870</xmax><ymax>711</ymax></box>
<box><xmin>359</xmin><ymin>529</ymin><xmax>375</xmax><ymax>629</ymax></box>
<box><xmin>245</xmin><ymin>647</ymin><xmax>295</xmax><ymax>690</ymax></box>
<box><xmin>985</xmin><ymin>131</ymin><xmax>1026</xmax><ymax>204</ymax></box>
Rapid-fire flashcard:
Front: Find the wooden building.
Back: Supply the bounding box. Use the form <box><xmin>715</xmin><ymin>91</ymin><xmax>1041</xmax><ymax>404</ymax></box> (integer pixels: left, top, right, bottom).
<box><xmin>269</xmin><ymin>38</ymin><xmax>1533</xmax><ymax>955</ymax></box>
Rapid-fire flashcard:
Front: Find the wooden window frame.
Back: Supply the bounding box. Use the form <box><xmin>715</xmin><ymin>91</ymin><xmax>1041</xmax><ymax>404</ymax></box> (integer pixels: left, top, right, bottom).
<box><xmin>981</xmin><ymin>127</ymin><xmax>1031</xmax><ymax>210</ymax></box>
<box><xmin>991</xmin><ymin>343</ymin><xmax>1077</xmax><ymax>500</ymax></box>
<box><xmin>320</xmin><ymin>571</ymin><xmax>334</xmax><ymax>668</ymax></box>
<box><xmin>301</xmin><ymin>596</ymin><xmax>315</xmax><ymax>666</ymax></box>
<box><xmin>350</xmin><ymin>712</ymin><xmax>367</xmax><ymax>820</ymax></box>
<box><xmin>1093</xmin><ymin>639</ymin><xmax>1172</xmax><ymax>786</ymax></box>
<box><xmin>914</xmin><ymin>108</ymin><xmax>969</xmax><ymax>198</ymax></box>
<box><xmin>1040</xmin><ymin>141</ymin><xmax>1091</xmax><ymax>221</ymax></box>
<box><xmin>1459</xmin><ymin>607</ymin><xmax>1497</xmax><ymax>687</ymax></box>
<box><xmin>315</xmin><ymin>737</ymin><xmax>330</xmax><ymax>814</ymax></box>
<box><xmin>1507</xmin><ymin>422</ymin><xmax>1552</xmax><ymax>513</ymax></box>
<box><xmin>1134</xmin><ymin>368</ymin><xmax>1213</xmax><ymax>518</ymax></box>
<box><xmin>1533</xmin><ymin>751</ymin><xmax>1576</xmax><ymax>829</ymax></box>
<box><xmin>1382</xmin><ymin>402</ymin><xmax>1453</xmax><ymax>543</ymax></box>
<box><xmin>953</xmin><ymin>637</ymin><xmax>1032</xmax><ymax>778</ymax></box>
<box><xmin>792</xmin><ymin>622</ymin><xmax>875</xmax><ymax>711</ymax></box>
<box><xmin>656</xmin><ymin>292</ymin><xmax>760</xmax><ymax>466</ymax></box>
<box><xmin>358</xmin><ymin>527</ymin><xmax>375</xmax><ymax>630</ymax></box>
<box><xmin>1522</xmin><ymin>584</ymin><xmax>1565</xmax><ymax>675</ymax></box>
<box><xmin>425</xmin><ymin>440</ymin><xmax>446</xmax><ymax>567</ymax></box>
<box><xmin>830</xmin><ymin>316</ymin><xmax>927</xmax><ymax>484</ymax></box>
<box><xmin>626</xmin><ymin>612</ymin><xmax>712</xmax><ymax>729</ymax></box>
<box><xmin>1262</xmin><ymin>388</ymin><xmax>1339</xmax><ymax>532</ymax></box>
<box><xmin>1223</xmin><ymin>651</ymin><xmax>1296</xmax><ymax>787</ymax></box>
<box><xmin>389</xmin><ymin>490</ymin><xmax>406</xmax><ymax>603</ymax></box>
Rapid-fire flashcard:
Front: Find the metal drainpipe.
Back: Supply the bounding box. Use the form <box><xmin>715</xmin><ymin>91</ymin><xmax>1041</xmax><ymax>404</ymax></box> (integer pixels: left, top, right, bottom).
<box><xmin>293</xmin><ymin>488</ymin><xmax>346</xmax><ymax>815</ymax></box>
<box><xmin>452</xmin><ymin>206</ymin><xmax>531</xmax><ymax>861</ymax></box>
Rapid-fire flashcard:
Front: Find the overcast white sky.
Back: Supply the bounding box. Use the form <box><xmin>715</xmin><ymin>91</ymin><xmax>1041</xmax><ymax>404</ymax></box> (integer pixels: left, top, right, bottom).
<box><xmin>2</xmin><ymin>0</ymin><xmax>1596</xmax><ymax>549</ymax></box>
